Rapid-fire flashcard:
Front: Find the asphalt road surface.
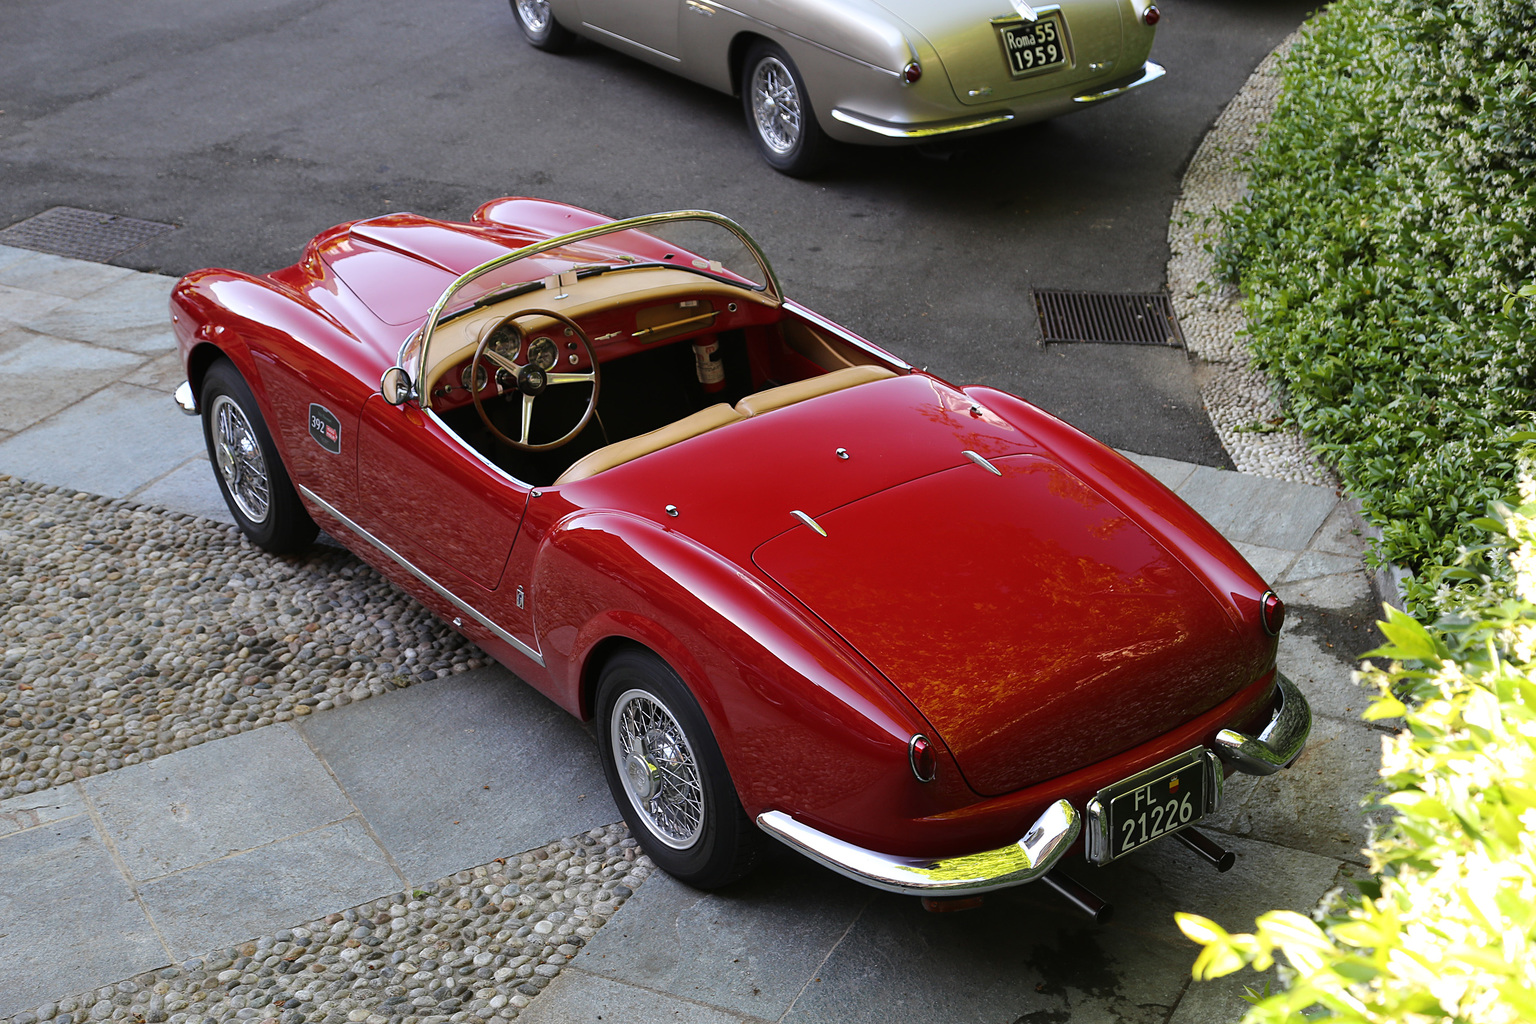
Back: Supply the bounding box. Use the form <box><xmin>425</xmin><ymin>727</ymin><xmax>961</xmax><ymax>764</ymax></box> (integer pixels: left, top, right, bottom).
<box><xmin>1</xmin><ymin>0</ymin><xmax>1315</xmax><ymax>463</ymax></box>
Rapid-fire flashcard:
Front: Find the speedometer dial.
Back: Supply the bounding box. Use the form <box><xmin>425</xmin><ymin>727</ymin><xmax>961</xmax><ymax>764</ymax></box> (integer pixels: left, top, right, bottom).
<box><xmin>528</xmin><ymin>337</ymin><xmax>558</xmax><ymax>370</ymax></box>
<box><xmin>486</xmin><ymin>320</ymin><xmax>522</xmax><ymax>361</ymax></box>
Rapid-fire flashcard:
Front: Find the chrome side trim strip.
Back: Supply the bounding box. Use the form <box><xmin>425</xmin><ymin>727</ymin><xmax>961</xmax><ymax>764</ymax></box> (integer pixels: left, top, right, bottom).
<box><xmin>758</xmin><ymin>800</ymin><xmax>1079</xmax><ymax>896</ymax></box>
<box><xmin>580</xmin><ymin>24</ymin><xmax>683</xmax><ymax>63</ymax></box>
<box><xmin>1073</xmin><ymin>60</ymin><xmax>1166</xmax><ymax>104</ymax></box>
<box><xmin>1214</xmin><ymin>671</ymin><xmax>1310</xmax><ymax>776</ymax></box>
<box><xmin>830</xmin><ymin>107</ymin><xmax>1015</xmax><ymax>140</ymax></box>
<box><xmin>297</xmin><ymin>486</ymin><xmax>544</xmax><ymax>667</ymax></box>
<box><xmin>174</xmin><ymin>380</ymin><xmax>198</xmax><ymax>416</ymax></box>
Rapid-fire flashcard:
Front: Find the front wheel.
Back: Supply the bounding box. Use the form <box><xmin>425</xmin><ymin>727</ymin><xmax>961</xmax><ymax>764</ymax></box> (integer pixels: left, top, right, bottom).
<box><xmin>511</xmin><ymin>0</ymin><xmax>576</xmax><ymax>52</ymax></box>
<box><xmin>200</xmin><ymin>359</ymin><xmax>317</xmax><ymax>553</ymax></box>
<box><xmin>596</xmin><ymin>649</ymin><xmax>761</xmax><ymax>888</ymax></box>
<box><xmin>741</xmin><ymin>41</ymin><xmax>830</xmax><ymax>177</ymax></box>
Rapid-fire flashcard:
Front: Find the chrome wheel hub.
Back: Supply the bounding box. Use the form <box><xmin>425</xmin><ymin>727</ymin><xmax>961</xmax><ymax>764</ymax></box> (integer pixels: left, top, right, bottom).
<box><xmin>750</xmin><ymin>57</ymin><xmax>801</xmax><ymax>155</ymax></box>
<box><xmin>611</xmin><ymin>690</ymin><xmax>704</xmax><ymax>849</ymax></box>
<box><xmin>517</xmin><ymin>0</ymin><xmax>551</xmax><ymax>32</ymax></box>
<box><xmin>210</xmin><ymin>395</ymin><xmax>270</xmax><ymax>524</ymax></box>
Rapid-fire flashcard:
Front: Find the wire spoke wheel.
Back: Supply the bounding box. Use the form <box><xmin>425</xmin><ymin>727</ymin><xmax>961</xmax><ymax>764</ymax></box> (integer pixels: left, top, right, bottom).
<box><xmin>750</xmin><ymin>57</ymin><xmax>802</xmax><ymax>156</ymax></box>
<box><xmin>611</xmin><ymin>688</ymin><xmax>704</xmax><ymax>848</ymax></box>
<box><xmin>211</xmin><ymin>394</ymin><xmax>270</xmax><ymax>524</ymax></box>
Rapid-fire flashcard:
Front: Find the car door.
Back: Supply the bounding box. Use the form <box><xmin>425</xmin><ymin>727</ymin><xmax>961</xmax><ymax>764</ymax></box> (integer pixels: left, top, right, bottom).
<box><xmin>350</xmin><ymin>395</ymin><xmax>541</xmax><ymax>662</ymax></box>
<box><xmin>579</xmin><ymin>0</ymin><xmax>681</xmax><ymax>60</ymax></box>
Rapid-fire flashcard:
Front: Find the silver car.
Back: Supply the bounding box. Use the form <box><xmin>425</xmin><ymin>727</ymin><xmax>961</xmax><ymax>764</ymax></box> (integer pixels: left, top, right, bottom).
<box><xmin>509</xmin><ymin>0</ymin><xmax>1165</xmax><ymax>174</ymax></box>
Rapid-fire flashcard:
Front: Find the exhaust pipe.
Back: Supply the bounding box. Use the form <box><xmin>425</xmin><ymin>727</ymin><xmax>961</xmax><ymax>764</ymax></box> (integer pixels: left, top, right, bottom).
<box><xmin>1175</xmin><ymin>827</ymin><xmax>1236</xmax><ymax>872</ymax></box>
<box><xmin>1041</xmin><ymin>869</ymin><xmax>1113</xmax><ymax>924</ymax></box>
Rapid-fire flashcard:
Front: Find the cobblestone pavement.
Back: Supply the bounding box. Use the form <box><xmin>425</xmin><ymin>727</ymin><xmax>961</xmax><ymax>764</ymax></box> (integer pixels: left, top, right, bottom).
<box><xmin>0</xmin><ymin>475</ymin><xmax>488</xmax><ymax>801</ymax></box>
<box><xmin>0</xmin><ymin>827</ymin><xmax>653</xmax><ymax>1024</ymax></box>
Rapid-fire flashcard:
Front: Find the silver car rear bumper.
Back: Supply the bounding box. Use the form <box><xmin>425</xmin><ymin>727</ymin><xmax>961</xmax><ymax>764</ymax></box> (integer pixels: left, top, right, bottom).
<box><xmin>174</xmin><ymin>380</ymin><xmax>198</xmax><ymax>415</ymax></box>
<box><xmin>829</xmin><ymin>61</ymin><xmax>1166</xmax><ymax>141</ymax></box>
<box><xmin>1073</xmin><ymin>60</ymin><xmax>1167</xmax><ymax>104</ymax></box>
<box><xmin>757</xmin><ymin>798</ymin><xmax>1079</xmax><ymax>896</ymax></box>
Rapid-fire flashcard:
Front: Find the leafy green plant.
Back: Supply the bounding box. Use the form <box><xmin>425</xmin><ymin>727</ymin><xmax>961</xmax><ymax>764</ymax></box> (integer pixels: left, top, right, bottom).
<box><xmin>1218</xmin><ymin>0</ymin><xmax>1536</xmax><ymax>610</ymax></box>
<box><xmin>1177</xmin><ymin>485</ymin><xmax>1536</xmax><ymax>1022</ymax></box>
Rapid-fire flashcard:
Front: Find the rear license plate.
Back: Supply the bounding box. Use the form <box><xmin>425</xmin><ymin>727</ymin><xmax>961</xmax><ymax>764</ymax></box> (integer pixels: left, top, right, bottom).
<box><xmin>1085</xmin><ymin>748</ymin><xmax>1220</xmax><ymax>864</ymax></box>
<box><xmin>998</xmin><ymin>13</ymin><xmax>1069</xmax><ymax>78</ymax></box>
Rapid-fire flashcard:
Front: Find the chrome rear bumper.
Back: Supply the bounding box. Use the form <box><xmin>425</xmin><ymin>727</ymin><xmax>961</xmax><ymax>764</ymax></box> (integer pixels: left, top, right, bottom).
<box><xmin>757</xmin><ymin>798</ymin><xmax>1079</xmax><ymax>896</ymax></box>
<box><xmin>1073</xmin><ymin>60</ymin><xmax>1166</xmax><ymax>104</ymax></box>
<box><xmin>1214</xmin><ymin>671</ymin><xmax>1311</xmax><ymax>776</ymax></box>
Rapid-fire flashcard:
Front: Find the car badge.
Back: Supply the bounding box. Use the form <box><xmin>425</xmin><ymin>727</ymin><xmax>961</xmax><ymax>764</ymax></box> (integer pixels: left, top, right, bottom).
<box><xmin>308</xmin><ymin>403</ymin><xmax>341</xmax><ymax>454</ymax></box>
<box><xmin>1168</xmin><ymin>776</ymin><xmax>1181</xmax><ymax>794</ymax></box>
<box><xmin>1010</xmin><ymin>0</ymin><xmax>1039</xmax><ymax>21</ymax></box>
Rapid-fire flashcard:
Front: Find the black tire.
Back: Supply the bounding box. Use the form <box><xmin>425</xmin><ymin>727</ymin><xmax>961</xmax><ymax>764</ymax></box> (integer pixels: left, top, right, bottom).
<box><xmin>596</xmin><ymin>648</ymin><xmax>761</xmax><ymax>888</ymax></box>
<box><xmin>741</xmin><ymin>41</ymin><xmax>830</xmax><ymax>177</ymax></box>
<box><xmin>510</xmin><ymin>0</ymin><xmax>576</xmax><ymax>53</ymax></box>
<box><xmin>200</xmin><ymin>359</ymin><xmax>318</xmax><ymax>554</ymax></box>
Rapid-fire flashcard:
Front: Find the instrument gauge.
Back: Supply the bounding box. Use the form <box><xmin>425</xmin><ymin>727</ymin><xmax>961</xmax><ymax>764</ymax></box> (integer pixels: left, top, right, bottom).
<box><xmin>461</xmin><ymin>362</ymin><xmax>489</xmax><ymax>391</ymax></box>
<box><xmin>486</xmin><ymin>320</ymin><xmax>522</xmax><ymax>361</ymax></box>
<box><xmin>529</xmin><ymin>337</ymin><xmax>559</xmax><ymax>370</ymax></box>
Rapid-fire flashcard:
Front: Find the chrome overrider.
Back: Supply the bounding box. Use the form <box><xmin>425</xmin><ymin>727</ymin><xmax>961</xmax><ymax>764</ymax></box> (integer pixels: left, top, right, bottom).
<box><xmin>174</xmin><ymin>380</ymin><xmax>198</xmax><ymax>415</ymax></box>
<box><xmin>1214</xmin><ymin>671</ymin><xmax>1311</xmax><ymax>776</ymax></box>
<box><xmin>756</xmin><ymin>798</ymin><xmax>1079</xmax><ymax>896</ymax></box>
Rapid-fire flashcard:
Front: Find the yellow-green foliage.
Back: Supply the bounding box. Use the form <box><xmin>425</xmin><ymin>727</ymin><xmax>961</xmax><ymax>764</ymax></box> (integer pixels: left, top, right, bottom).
<box><xmin>1177</xmin><ymin>484</ymin><xmax>1536</xmax><ymax>1022</ymax></box>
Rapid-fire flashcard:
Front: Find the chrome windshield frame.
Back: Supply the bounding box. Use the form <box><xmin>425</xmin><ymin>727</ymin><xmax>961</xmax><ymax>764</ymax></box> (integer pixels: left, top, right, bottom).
<box><xmin>405</xmin><ymin>210</ymin><xmax>782</xmax><ymax>410</ymax></box>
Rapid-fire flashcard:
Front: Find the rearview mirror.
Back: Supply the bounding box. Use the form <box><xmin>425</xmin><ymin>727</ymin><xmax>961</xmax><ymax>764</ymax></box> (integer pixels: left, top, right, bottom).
<box><xmin>380</xmin><ymin>366</ymin><xmax>414</xmax><ymax>406</ymax></box>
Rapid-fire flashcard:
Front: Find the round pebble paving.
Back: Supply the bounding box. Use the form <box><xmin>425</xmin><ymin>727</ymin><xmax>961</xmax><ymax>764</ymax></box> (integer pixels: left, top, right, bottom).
<box><xmin>0</xmin><ymin>475</ymin><xmax>491</xmax><ymax>800</ymax></box>
<box><xmin>1166</xmin><ymin>30</ymin><xmax>1336</xmax><ymax>488</ymax></box>
<box><xmin>0</xmin><ymin>827</ymin><xmax>652</xmax><ymax>1024</ymax></box>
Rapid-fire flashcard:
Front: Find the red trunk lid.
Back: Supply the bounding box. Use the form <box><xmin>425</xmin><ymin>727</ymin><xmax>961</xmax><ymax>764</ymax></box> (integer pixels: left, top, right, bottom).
<box><xmin>752</xmin><ymin>453</ymin><xmax>1249</xmax><ymax>796</ymax></box>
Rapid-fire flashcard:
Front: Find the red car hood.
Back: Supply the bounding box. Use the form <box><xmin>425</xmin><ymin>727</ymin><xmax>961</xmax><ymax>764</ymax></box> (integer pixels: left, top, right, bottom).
<box><xmin>562</xmin><ymin>374</ymin><xmax>1259</xmax><ymax>797</ymax></box>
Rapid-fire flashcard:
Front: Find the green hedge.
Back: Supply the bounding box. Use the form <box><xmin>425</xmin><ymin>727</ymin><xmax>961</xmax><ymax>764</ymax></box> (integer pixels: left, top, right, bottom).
<box><xmin>1177</xmin><ymin>485</ymin><xmax>1536</xmax><ymax>1022</ymax></box>
<box><xmin>1217</xmin><ymin>0</ymin><xmax>1536</xmax><ymax>608</ymax></box>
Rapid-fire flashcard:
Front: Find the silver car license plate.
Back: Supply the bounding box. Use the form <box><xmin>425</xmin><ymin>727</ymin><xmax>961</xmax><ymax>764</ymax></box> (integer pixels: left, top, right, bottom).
<box><xmin>1084</xmin><ymin>748</ymin><xmax>1223</xmax><ymax>864</ymax></box>
<box><xmin>997</xmin><ymin>13</ymin><xmax>1068</xmax><ymax>78</ymax></box>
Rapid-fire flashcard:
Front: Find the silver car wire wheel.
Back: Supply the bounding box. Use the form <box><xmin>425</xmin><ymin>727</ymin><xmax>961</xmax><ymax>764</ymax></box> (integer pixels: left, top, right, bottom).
<box><xmin>750</xmin><ymin>56</ymin><xmax>803</xmax><ymax>156</ymax></box>
<box><xmin>211</xmin><ymin>394</ymin><xmax>270</xmax><ymax>524</ymax></box>
<box><xmin>610</xmin><ymin>688</ymin><xmax>705</xmax><ymax>849</ymax></box>
<box><xmin>516</xmin><ymin>0</ymin><xmax>552</xmax><ymax>33</ymax></box>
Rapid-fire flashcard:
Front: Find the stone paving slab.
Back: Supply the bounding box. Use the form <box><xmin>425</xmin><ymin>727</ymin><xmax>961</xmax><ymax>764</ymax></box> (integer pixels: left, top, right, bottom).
<box><xmin>0</xmin><ymin>333</ymin><xmax>147</xmax><ymax>433</ymax></box>
<box><xmin>564</xmin><ymin>828</ymin><xmax>1349</xmax><ymax>1024</ymax></box>
<box><xmin>84</xmin><ymin>724</ymin><xmax>359</xmax><ymax>880</ymax></box>
<box><xmin>0</xmin><ymin>812</ymin><xmax>168</xmax><ymax>1016</ymax></box>
<box><xmin>294</xmin><ymin>667</ymin><xmax>620</xmax><ymax>887</ymax></box>
<box><xmin>0</xmin><ymin>382</ymin><xmax>203</xmax><ymax>496</ymax></box>
<box><xmin>137</xmin><ymin>817</ymin><xmax>399</xmax><ymax>960</ymax></box>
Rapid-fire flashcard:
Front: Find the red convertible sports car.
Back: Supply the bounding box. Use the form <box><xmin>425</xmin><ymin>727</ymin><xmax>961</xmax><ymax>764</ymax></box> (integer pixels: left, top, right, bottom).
<box><xmin>171</xmin><ymin>199</ymin><xmax>1308</xmax><ymax>916</ymax></box>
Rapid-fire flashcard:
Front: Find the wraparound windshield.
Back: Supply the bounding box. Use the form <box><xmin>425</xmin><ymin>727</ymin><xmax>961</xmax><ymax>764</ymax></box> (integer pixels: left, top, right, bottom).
<box><xmin>400</xmin><ymin>211</ymin><xmax>780</xmax><ymax>392</ymax></box>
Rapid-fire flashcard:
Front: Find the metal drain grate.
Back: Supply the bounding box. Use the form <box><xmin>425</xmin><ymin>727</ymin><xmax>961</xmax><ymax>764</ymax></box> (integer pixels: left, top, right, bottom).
<box><xmin>1032</xmin><ymin>290</ymin><xmax>1184</xmax><ymax>347</ymax></box>
<box><xmin>0</xmin><ymin>206</ymin><xmax>176</xmax><ymax>262</ymax></box>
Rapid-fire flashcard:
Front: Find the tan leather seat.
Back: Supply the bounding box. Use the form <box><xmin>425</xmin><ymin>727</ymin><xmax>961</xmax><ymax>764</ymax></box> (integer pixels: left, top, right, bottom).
<box><xmin>734</xmin><ymin>364</ymin><xmax>896</xmax><ymax>418</ymax></box>
<box><xmin>554</xmin><ymin>404</ymin><xmax>743</xmax><ymax>485</ymax></box>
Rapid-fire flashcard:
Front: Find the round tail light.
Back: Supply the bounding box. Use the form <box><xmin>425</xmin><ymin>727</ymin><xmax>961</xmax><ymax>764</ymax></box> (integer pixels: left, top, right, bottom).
<box><xmin>903</xmin><ymin>61</ymin><xmax>922</xmax><ymax>84</ymax></box>
<box><xmin>909</xmin><ymin>735</ymin><xmax>937</xmax><ymax>782</ymax></box>
<box><xmin>1261</xmin><ymin>590</ymin><xmax>1285</xmax><ymax>636</ymax></box>
<box><xmin>1143</xmin><ymin>5</ymin><xmax>1160</xmax><ymax>25</ymax></box>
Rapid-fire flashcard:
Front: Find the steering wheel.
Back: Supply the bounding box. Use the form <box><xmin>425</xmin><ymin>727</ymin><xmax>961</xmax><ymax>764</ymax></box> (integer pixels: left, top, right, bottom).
<box><xmin>469</xmin><ymin>309</ymin><xmax>600</xmax><ymax>451</ymax></box>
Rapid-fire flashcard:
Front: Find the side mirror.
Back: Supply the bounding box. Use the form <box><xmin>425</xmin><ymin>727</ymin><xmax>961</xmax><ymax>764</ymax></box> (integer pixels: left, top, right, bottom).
<box><xmin>380</xmin><ymin>366</ymin><xmax>414</xmax><ymax>406</ymax></box>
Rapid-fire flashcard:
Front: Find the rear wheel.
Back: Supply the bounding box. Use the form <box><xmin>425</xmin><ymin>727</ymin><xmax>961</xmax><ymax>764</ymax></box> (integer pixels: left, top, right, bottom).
<box><xmin>742</xmin><ymin>41</ymin><xmax>830</xmax><ymax>177</ymax></box>
<box><xmin>200</xmin><ymin>359</ymin><xmax>317</xmax><ymax>553</ymax></box>
<box><xmin>596</xmin><ymin>649</ymin><xmax>760</xmax><ymax>888</ymax></box>
<box><xmin>511</xmin><ymin>0</ymin><xmax>576</xmax><ymax>52</ymax></box>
